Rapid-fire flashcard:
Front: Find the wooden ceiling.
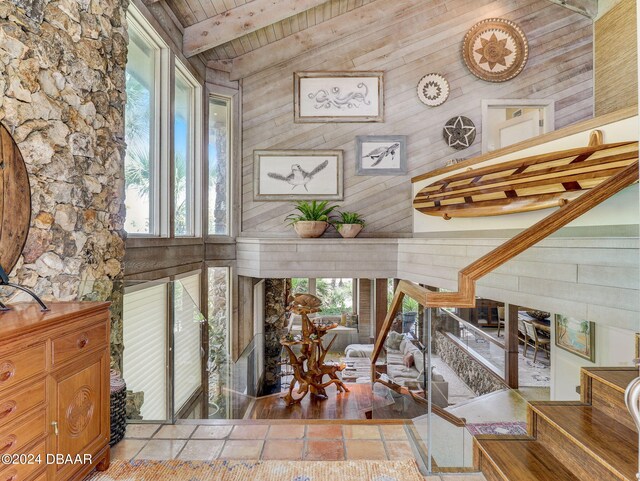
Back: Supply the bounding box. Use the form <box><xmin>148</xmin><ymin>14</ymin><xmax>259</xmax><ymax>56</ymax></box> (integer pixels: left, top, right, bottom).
<box><xmin>156</xmin><ymin>0</ymin><xmax>597</xmax><ymax>79</ymax></box>
<box><xmin>160</xmin><ymin>0</ymin><xmax>380</xmax><ymax>69</ymax></box>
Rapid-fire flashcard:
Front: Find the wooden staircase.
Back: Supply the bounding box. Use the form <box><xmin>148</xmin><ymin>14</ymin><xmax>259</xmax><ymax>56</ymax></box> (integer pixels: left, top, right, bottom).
<box><xmin>474</xmin><ymin>367</ymin><xmax>639</xmax><ymax>481</ymax></box>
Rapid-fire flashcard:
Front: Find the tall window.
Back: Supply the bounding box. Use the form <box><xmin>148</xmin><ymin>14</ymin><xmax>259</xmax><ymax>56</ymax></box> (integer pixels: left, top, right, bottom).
<box><xmin>208</xmin><ymin>96</ymin><xmax>230</xmax><ymax>235</ymax></box>
<box><xmin>174</xmin><ymin>65</ymin><xmax>201</xmax><ymax>237</ymax></box>
<box><xmin>124</xmin><ymin>19</ymin><xmax>160</xmax><ymax>234</ymax></box>
<box><xmin>125</xmin><ymin>5</ymin><xmax>204</xmax><ymax>238</ymax></box>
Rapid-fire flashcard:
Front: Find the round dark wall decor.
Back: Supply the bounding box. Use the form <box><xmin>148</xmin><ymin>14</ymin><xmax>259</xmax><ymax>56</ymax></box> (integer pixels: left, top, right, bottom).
<box><xmin>443</xmin><ymin>116</ymin><xmax>476</xmax><ymax>150</ymax></box>
<box><xmin>0</xmin><ymin>123</ymin><xmax>31</xmax><ymax>276</ymax></box>
<box><xmin>462</xmin><ymin>18</ymin><xmax>529</xmax><ymax>82</ymax></box>
<box><xmin>417</xmin><ymin>73</ymin><xmax>450</xmax><ymax>107</ymax></box>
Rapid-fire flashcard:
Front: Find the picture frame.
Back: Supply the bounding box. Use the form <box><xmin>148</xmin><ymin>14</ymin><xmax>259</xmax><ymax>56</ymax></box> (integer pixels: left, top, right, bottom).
<box><xmin>554</xmin><ymin>315</ymin><xmax>595</xmax><ymax>362</ymax></box>
<box><xmin>253</xmin><ymin>150</ymin><xmax>343</xmax><ymax>201</ymax></box>
<box><xmin>294</xmin><ymin>71</ymin><xmax>384</xmax><ymax>123</ymax></box>
<box><xmin>356</xmin><ymin>135</ymin><xmax>407</xmax><ymax>176</ymax></box>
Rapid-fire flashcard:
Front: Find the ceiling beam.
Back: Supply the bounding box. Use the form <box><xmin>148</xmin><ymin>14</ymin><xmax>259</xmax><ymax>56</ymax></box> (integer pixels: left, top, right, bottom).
<box><xmin>183</xmin><ymin>0</ymin><xmax>329</xmax><ymax>58</ymax></box>
<box><xmin>545</xmin><ymin>0</ymin><xmax>598</xmax><ymax>18</ymax></box>
<box><xmin>207</xmin><ymin>0</ymin><xmax>420</xmax><ymax>80</ymax></box>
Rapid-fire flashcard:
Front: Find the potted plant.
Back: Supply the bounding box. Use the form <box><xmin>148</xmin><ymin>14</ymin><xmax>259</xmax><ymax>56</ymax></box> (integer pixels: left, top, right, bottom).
<box><xmin>333</xmin><ymin>211</ymin><xmax>365</xmax><ymax>238</ymax></box>
<box><xmin>285</xmin><ymin>200</ymin><xmax>338</xmax><ymax>238</ymax></box>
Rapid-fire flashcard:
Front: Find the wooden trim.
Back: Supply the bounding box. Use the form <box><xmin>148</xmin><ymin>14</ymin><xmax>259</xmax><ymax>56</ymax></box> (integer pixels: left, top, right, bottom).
<box><xmin>374</xmin><ymin>278</ymin><xmax>389</xmax><ymax>339</ymax></box>
<box><xmin>411</xmin><ymin>106</ymin><xmax>637</xmax><ymax>183</ymax></box>
<box><xmin>504</xmin><ymin>303</ymin><xmax>519</xmax><ymax>389</ymax></box>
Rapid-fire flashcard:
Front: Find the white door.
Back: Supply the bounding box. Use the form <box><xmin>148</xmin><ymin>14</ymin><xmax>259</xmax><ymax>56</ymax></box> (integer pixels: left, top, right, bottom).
<box><xmin>492</xmin><ymin>110</ymin><xmax>541</xmax><ymax>151</ymax></box>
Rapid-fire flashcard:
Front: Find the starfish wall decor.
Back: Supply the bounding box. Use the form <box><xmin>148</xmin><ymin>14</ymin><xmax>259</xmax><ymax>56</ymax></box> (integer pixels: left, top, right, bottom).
<box><xmin>443</xmin><ymin>116</ymin><xmax>476</xmax><ymax>150</ymax></box>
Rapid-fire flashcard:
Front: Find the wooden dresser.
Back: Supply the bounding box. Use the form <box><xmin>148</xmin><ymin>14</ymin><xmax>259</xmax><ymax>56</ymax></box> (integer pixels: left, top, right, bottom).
<box><xmin>0</xmin><ymin>302</ymin><xmax>111</xmax><ymax>481</ymax></box>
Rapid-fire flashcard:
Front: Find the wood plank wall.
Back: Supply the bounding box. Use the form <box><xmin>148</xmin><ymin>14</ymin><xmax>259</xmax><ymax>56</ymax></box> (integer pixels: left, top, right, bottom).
<box><xmin>594</xmin><ymin>0</ymin><xmax>638</xmax><ymax>115</ymax></box>
<box><xmin>241</xmin><ymin>0</ymin><xmax>594</xmax><ymax>236</ymax></box>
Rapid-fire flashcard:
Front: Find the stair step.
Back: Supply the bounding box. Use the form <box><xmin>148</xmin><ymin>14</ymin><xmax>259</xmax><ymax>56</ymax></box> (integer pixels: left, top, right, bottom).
<box><xmin>531</xmin><ymin>402</ymin><xmax>637</xmax><ymax>480</ymax></box>
<box><xmin>475</xmin><ymin>437</ymin><xmax>581</xmax><ymax>481</ymax></box>
<box><xmin>583</xmin><ymin>367</ymin><xmax>638</xmax><ymax>393</ymax></box>
<box><xmin>582</xmin><ymin>367</ymin><xmax>637</xmax><ymax>432</ymax></box>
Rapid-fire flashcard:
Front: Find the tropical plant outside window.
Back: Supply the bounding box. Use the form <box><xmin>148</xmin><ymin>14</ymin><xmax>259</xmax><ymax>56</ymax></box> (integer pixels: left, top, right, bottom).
<box><xmin>174</xmin><ymin>69</ymin><xmax>195</xmax><ymax>236</ymax></box>
<box><xmin>291</xmin><ymin>278</ymin><xmax>309</xmax><ymax>294</ymax></box>
<box><xmin>208</xmin><ymin>96</ymin><xmax>230</xmax><ymax>235</ymax></box>
<box><xmin>124</xmin><ymin>24</ymin><xmax>157</xmax><ymax>234</ymax></box>
<box><xmin>317</xmin><ymin>278</ymin><xmax>353</xmax><ymax>315</ymax></box>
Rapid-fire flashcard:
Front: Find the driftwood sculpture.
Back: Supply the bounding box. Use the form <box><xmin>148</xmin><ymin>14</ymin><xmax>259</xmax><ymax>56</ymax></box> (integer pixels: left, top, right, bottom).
<box><xmin>280</xmin><ymin>293</ymin><xmax>349</xmax><ymax>406</ymax></box>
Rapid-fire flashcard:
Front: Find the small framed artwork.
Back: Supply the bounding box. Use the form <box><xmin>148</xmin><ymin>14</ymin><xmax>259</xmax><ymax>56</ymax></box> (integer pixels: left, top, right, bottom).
<box><xmin>356</xmin><ymin>135</ymin><xmax>407</xmax><ymax>176</ymax></box>
<box><xmin>253</xmin><ymin>150</ymin><xmax>343</xmax><ymax>201</ymax></box>
<box><xmin>555</xmin><ymin>315</ymin><xmax>595</xmax><ymax>362</ymax></box>
<box><xmin>294</xmin><ymin>71</ymin><xmax>384</xmax><ymax>123</ymax></box>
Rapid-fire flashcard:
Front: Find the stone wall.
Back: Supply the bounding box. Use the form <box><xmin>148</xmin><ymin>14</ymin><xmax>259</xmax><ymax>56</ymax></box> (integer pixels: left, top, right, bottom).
<box><xmin>262</xmin><ymin>278</ymin><xmax>290</xmax><ymax>394</ymax></box>
<box><xmin>434</xmin><ymin>331</ymin><xmax>506</xmax><ymax>396</ymax></box>
<box><xmin>0</xmin><ymin>0</ymin><xmax>128</xmax><ymax>368</ymax></box>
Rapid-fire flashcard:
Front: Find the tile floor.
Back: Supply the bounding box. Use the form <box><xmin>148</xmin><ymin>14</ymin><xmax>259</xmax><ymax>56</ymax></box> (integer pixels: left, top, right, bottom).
<box><xmin>112</xmin><ymin>422</ymin><xmax>486</xmax><ymax>480</ymax></box>
<box><xmin>113</xmin><ymin>423</ymin><xmax>415</xmax><ymax>462</ymax></box>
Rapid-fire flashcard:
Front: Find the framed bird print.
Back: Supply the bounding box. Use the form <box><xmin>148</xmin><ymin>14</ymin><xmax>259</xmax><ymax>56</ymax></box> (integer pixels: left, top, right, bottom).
<box><xmin>356</xmin><ymin>135</ymin><xmax>407</xmax><ymax>176</ymax></box>
<box><xmin>253</xmin><ymin>150</ymin><xmax>343</xmax><ymax>201</ymax></box>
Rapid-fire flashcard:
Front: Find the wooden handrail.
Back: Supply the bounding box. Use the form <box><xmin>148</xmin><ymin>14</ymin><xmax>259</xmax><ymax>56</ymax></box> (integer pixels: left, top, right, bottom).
<box><xmin>372</xmin><ymin>160</ymin><xmax>639</xmax><ymax>384</ymax></box>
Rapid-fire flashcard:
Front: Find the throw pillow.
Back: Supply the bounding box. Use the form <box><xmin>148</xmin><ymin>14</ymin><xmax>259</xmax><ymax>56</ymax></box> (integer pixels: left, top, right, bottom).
<box><xmin>414</xmin><ymin>352</ymin><xmax>425</xmax><ymax>376</ymax></box>
<box><xmin>399</xmin><ymin>337</ymin><xmax>408</xmax><ymax>354</ymax></box>
<box><xmin>402</xmin><ymin>352</ymin><xmax>415</xmax><ymax>368</ymax></box>
<box><xmin>384</xmin><ymin>331</ymin><xmax>404</xmax><ymax>351</ymax></box>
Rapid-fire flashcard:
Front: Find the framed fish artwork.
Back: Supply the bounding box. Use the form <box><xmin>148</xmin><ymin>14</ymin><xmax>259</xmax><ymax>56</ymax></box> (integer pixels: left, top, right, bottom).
<box><xmin>294</xmin><ymin>71</ymin><xmax>384</xmax><ymax>123</ymax></box>
<box><xmin>356</xmin><ymin>135</ymin><xmax>407</xmax><ymax>176</ymax></box>
<box><xmin>253</xmin><ymin>150</ymin><xmax>343</xmax><ymax>201</ymax></box>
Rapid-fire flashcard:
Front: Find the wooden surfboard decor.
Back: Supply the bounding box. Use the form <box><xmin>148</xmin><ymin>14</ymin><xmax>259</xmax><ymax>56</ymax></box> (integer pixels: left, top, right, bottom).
<box><xmin>0</xmin><ymin>123</ymin><xmax>31</xmax><ymax>275</ymax></box>
<box><xmin>413</xmin><ymin>131</ymin><xmax>638</xmax><ymax>219</ymax></box>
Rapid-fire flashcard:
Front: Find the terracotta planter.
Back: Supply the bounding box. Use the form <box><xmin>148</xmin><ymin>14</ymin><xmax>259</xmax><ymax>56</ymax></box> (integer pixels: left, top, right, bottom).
<box><xmin>337</xmin><ymin>224</ymin><xmax>363</xmax><ymax>238</ymax></box>
<box><xmin>293</xmin><ymin>221</ymin><xmax>328</xmax><ymax>238</ymax></box>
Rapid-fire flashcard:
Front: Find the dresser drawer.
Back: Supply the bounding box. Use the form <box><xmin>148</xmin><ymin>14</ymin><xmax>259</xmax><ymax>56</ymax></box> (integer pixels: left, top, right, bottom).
<box><xmin>0</xmin><ymin>380</ymin><xmax>45</xmax><ymax>428</ymax></box>
<box><xmin>0</xmin><ymin>439</ymin><xmax>45</xmax><ymax>481</ymax></box>
<box><xmin>0</xmin><ymin>411</ymin><xmax>46</xmax><ymax>457</ymax></box>
<box><xmin>52</xmin><ymin>323</ymin><xmax>107</xmax><ymax>367</ymax></box>
<box><xmin>0</xmin><ymin>345</ymin><xmax>46</xmax><ymax>394</ymax></box>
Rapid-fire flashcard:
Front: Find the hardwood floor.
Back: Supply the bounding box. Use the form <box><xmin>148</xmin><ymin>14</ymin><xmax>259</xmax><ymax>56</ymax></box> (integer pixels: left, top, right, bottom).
<box><xmin>245</xmin><ymin>383</ymin><xmax>429</xmax><ymax>420</ymax></box>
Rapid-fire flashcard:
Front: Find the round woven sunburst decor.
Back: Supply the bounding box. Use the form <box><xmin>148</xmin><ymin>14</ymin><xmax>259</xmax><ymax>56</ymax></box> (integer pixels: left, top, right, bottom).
<box><xmin>417</xmin><ymin>73</ymin><xmax>450</xmax><ymax>107</ymax></box>
<box><xmin>462</xmin><ymin>18</ymin><xmax>529</xmax><ymax>82</ymax></box>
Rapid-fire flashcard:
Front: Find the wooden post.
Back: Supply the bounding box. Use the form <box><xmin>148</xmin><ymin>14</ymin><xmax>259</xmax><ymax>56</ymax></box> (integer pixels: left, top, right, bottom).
<box><xmin>374</xmin><ymin>279</ymin><xmax>388</xmax><ymax>339</ymax></box>
<box><xmin>505</xmin><ymin>303</ymin><xmax>520</xmax><ymax>389</ymax></box>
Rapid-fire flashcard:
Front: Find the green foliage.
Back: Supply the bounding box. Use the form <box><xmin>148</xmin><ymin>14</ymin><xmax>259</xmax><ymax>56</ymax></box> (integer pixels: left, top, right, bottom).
<box><xmin>316</xmin><ymin>278</ymin><xmax>353</xmax><ymax>315</ymax></box>
<box><xmin>285</xmin><ymin>200</ymin><xmax>338</xmax><ymax>225</ymax></box>
<box><xmin>333</xmin><ymin>211</ymin><xmax>365</xmax><ymax>227</ymax></box>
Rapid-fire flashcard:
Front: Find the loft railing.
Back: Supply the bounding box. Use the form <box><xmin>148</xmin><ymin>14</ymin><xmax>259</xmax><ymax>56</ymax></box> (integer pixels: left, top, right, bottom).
<box><xmin>371</xmin><ymin>159</ymin><xmax>639</xmax><ymax>380</ymax></box>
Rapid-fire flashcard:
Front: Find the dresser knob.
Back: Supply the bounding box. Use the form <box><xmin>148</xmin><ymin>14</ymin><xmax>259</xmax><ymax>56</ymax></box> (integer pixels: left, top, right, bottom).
<box><xmin>77</xmin><ymin>334</ymin><xmax>89</xmax><ymax>349</ymax></box>
<box><xmin>0</xmin><ymin>435</ymin><xmax>16</xmax><ymax>455</ymax></box>
<box><xmin>4</xmin><ymin>469</ymin><xmax>17</xmax><ymax>481</ymax></box>
<box><xmin>0</xmin><ymin>401</ymin><xmax>16</xmax><ymax>419</ymax></box>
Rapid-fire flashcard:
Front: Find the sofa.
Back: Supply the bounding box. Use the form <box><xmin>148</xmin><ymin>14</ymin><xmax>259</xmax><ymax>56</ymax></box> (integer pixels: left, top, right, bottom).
<box><xmin>344</xmin><ymin>332</ymin><xmax>450</xmax><ymax>407</ymax></box>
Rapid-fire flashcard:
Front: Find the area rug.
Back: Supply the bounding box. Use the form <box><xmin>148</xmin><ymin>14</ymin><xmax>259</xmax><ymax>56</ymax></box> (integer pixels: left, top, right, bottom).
<box><xmin>466</xmin><ymin>421</ymin><xmax>528</xmax><ymax>436</ymax></box>
<box><xmin>86</xmin><ymin>459</ymin><xmax>425</xmax><ymax>481</ymax></box>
